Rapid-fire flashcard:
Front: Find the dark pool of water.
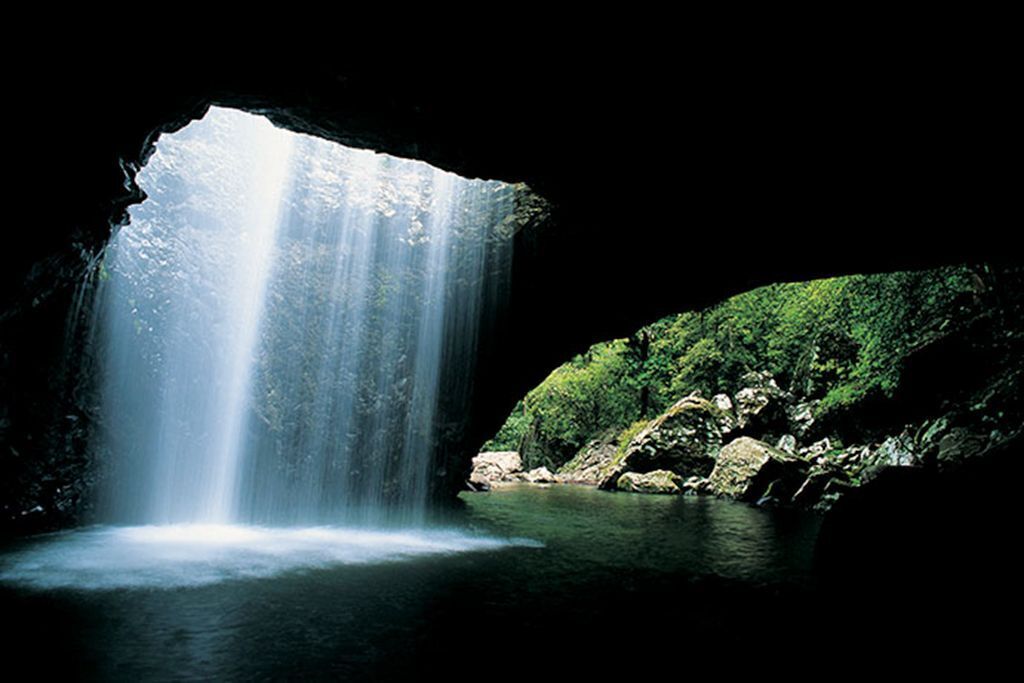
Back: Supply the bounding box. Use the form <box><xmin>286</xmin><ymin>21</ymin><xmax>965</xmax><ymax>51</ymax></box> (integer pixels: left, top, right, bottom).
<box><xmin>0</xmin><ymin>485</ymin><xmax>1011</xmax><ymax>679</ymax></box>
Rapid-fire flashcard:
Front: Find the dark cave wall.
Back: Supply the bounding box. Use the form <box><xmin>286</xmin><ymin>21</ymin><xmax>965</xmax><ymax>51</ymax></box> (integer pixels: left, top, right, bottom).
<box><xmin>1</xmin><ymin>64</ymin><xmax>1016</xmax><ymax>530</ymax></box>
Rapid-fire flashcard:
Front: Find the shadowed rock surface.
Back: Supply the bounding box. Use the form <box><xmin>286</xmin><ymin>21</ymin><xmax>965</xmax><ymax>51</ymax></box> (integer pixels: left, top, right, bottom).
<box><xmin>707</xmin><ymin>437</ymin><xmax>806</xmax><ymax>501</ymax></box>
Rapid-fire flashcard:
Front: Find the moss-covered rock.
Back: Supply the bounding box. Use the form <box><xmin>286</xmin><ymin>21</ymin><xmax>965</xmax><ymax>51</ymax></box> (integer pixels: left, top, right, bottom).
<box><xmin>557</xmin><ymin>437</ymin><xmax>619</xmax><ymax>485</ymax></box>
<box><xmin>707</xmin><ymin>436</ymin><xmax>806</xmax><ymax>501</ymax></box>
<box><xmin>598</xmin><ymin>396</ymin><xmax>724</xmax><ymax>489</ymax></box>
<box><xmin>616</xmin><ymin>470</ymin><xmax>684</xmax><ymax>494</ymax></box>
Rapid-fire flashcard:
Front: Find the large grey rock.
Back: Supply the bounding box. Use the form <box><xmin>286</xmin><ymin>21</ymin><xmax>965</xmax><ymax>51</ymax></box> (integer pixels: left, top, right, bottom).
<box><xmin>707</xmin><ymin>436</ymin><xmax>806</xmax><ymax>501</ymax></box>
<box><xmin>521</xmin><ymin>466</ymin><xmax>556</xmax><ymax>483</ymax></box>
<box><xmin>682</xmin><ymin>476</ymin><xmax>708</xmax><ymax>494</ymax></box>
<box><xmin>787</xmin><ymin>400</ymin><xmax>817</xmax><ymax>438</ymax></box>
<box><xmin>734</xmin><ymin>371</ymin><xmax>790</xmax><ymax>433</ymax></box>
<box><xmin>856</xmin><ymin>433</ymin><xmax>922</xmax><ymax>484</ymax></box>
<box><xmin>597</xmin><ymin>396</ymin><xmax>725</xmax><ymax>489</ymax></box>
<box><xmin>616</xmin><ymin>470</ymin><xmax>684</xmax><ymax>494</ymax></box>
<box><xmin>469</xmin><ymin>451</ymin><xmax>523</xmax><ymax>488</ymax></box>
<box><xmin>876</xmin><ymin>434</ymin><xmax>919</xmax><ymax>467</ymax></box>
<box><xmin>776</xmin><ymin>434</ymin><xmax>797</xmax><ymax>454</ymax></box>
<box><xmin>711</xmin><ymin>393</ymin><xmax>738</xmax><ymax>435</ymax></box>
<box><xmin>557</xmin><ymin>438</ymin><xmax>618</xmax><ymax>485</ymax></box>
<box><xmin>799</xmin><ymin>438</ymin><xmax>832</xmax><ymax>460</ymax></box>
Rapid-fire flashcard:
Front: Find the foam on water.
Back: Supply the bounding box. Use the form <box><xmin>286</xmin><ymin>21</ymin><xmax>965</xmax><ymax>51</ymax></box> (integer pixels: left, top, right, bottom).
<box><xmin>0</xmin><ymin>525</ymin><xmax>542</xmax><ymax>591</ymax></box>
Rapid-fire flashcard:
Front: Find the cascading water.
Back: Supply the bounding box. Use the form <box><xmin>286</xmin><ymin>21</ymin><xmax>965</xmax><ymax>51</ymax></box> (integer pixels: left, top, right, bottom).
<box><xmin>0</xmin><ymin>107</ymin><xmax>534</xmax><ymax>591</ymax></box>
<box><xmin>90</xmin><ymin>106</ymin><xmax>515</xmax><ymax>529</ymax></box>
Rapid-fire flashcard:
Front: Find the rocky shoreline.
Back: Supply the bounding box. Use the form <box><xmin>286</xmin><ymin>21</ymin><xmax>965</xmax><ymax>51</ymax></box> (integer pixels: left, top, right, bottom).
<box><xmin>468</xmin><ymin>368</ymin><xmax>1020</xmax><ymax>511</ymax></box>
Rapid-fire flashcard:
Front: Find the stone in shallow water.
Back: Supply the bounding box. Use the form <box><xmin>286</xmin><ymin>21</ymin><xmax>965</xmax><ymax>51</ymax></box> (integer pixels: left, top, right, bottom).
<box><xmin>469</xmin><ymin>451</ymin><xmax>523</xmax><ymax>488</ymax></box>
<box><xmin>520</xmin><ymin>466</ymin><xmax>556</xmax><ymax>484</ymax></box>
<box><xmin>616</xmin><ymin>470</ymin><xmax>684</xmax><ymax>494</ymax></box>
<box><xmin>708</xmin><ymin>437</ymin><xmax>806</xmax><ymax>501</ymax></box>
<box><xmin>557</xmin><ymin>438</ymin><xmax>618</xmax><ymax>485</ymax></box>
<box><xmin>598</xmin><ymin>396</ymin><xmax>724</xmax><ymax>489</ymax></box>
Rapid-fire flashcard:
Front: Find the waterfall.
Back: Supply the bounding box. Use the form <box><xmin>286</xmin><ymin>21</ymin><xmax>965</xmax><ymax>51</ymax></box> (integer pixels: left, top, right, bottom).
<box><xmin>91</xmin><ymin>107</ymin><xmax>514</xmax><ymax>527</ymax></box>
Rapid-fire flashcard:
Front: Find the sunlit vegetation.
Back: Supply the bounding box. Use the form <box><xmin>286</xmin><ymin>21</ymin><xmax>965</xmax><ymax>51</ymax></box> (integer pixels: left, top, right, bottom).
<box><xmin>486</xmin><ymin>266</ymin><xmax>987</xmax><ymax>469</ymax></box>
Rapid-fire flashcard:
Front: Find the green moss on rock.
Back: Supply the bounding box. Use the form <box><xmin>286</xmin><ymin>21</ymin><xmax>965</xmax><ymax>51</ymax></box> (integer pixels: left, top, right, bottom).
<box><xmin>616</xmin><ymin>470</ymin><xmax>684</xmax><ymax>494</ymax></box>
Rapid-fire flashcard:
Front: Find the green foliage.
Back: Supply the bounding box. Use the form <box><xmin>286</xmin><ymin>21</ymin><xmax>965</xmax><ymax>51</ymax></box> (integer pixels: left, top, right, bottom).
<box><xmin>482</xmin><ymin>400</ymin><xmax>529</xmax><ymax>452</ymax></box>
<box><xmin>515</xmin><ymin>340</ymin><xmax>641</xmax><ymax>469</ymax></box>
<box><xmin>486</xmin><ymin>266</ymin><xmax>978</xmax><ymax>470</ymax></box>
<box><xmin>615</xmin><ymin>419</ymin><xmax>650</xmax><ymax>460</ymax></box>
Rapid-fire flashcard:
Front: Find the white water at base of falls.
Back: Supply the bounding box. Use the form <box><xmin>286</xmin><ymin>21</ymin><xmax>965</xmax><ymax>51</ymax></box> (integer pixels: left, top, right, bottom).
<box><xmin>0</xmin><ymin>524</ymin><xmax>542</xmax><ymax>590</ymax></box>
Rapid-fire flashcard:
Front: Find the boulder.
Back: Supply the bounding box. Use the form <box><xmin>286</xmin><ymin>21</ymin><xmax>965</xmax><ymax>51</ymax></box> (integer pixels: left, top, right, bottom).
<box><xmin>734</xmin><ymin>371</ymin><xmax>790</xmax><ymax>434</ymax></box>
<box><xmin>468</xmin><ymin>451</ymin><xmax>522</xmax><ymax>488</ymax></box>
<box><xmin>791</xmin><ymin>466</ymin><xmax>852</xmax><ymax>508</ymax></box>
<box><xmin>799</xmin><ymin>438</ymin><xmax>832</xmax><ymax>460</ymax></box>
<box><xmin>465</xmin><ymin>478</ymin><xmax>491</xmax><ymax>492</ymax></box>
<box><xmin>711</xmin><ymin>393</ymin><xmax>738</xmax><ymax>435</ymax></box>
<box><xmin>876</xmin><ymin>434</ymin><xmax>919</xmax><ymax>467</ymax></box>
<box><xmin>787</xmin><ymin>400</ymin><xmax>817</xmax><ymax>438</ymax></box>
<box><xmin>557</xmin><ymin>438</ymin><xmax>618</xmax><ymax>485</ymax></box>
<box><xmin>597</xmin><ymin>396</ymin><xmax>725</xmax><ymax>489</ymax></box>
<box><xmin>522</xmin><ymin>466</ymin><xmax>556</xmax><ymax>483</ymax></box>
<box><xmin>917</xmin><ymin>415</ymin><xmax>952</xmax><ymax>458</ymax></box>
<box><xmin>616</xmin><ymin>470</ymin><xmax>684</xmax><ymax>494</ymax></box>
<box><xmin>776</xmin><ymin>434</ymin><xmax>797</xmax><ymax>454</ymax></box>
<box><xmin>936</xmin><ymin>428</ymin><xmax>989</xmax><ymax>471</ymax></box>
<box><xmin>682</xmin><ymin>475</ymin><xmax>709</xmax><ymax>494</ymax></box>
<box><xmin>856</xmin><ymin>433</ymin><xmax>923</xmax><ymax>484</ymax></box>
<box><xmin>707</xmin><ymin>436</ymin><xmax>807</xmax><ymax>501</ymax></box>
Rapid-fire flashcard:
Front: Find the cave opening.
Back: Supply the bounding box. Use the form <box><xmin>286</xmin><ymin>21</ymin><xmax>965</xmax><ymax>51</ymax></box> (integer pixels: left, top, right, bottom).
<box><xmin>0</xmin><ymin>86</ymin><xmax>1019</xmax><ymax>677</ymax></box>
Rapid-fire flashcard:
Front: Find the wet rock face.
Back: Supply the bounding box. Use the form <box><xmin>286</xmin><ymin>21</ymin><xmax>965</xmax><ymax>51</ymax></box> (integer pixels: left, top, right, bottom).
<box><xmin>707</xmin><ymin>437</ymin><xmax>807</xmax><ymax>502</ymax></box>
<box><xmin>876</xmin><ymin>434</ymin><xmax>920</xmax><ymax>467</ymax></box>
